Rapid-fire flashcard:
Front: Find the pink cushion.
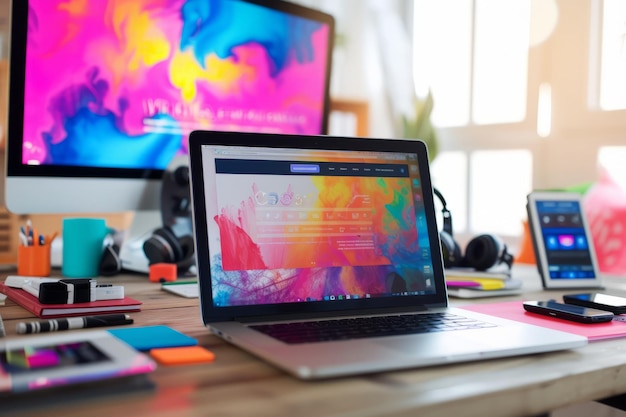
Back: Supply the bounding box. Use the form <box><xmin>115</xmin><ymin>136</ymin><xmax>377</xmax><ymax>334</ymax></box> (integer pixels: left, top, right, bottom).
<box><xmin>584</xmin><ymin>170</ymin><xmax>626</xmax><ymax>275</ymax></box>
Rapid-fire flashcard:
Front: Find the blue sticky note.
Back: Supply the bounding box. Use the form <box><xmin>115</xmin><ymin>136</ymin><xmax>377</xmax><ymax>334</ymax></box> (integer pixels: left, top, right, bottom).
<box><xmin>108</xmin><ymin>325</ymin><xmax>197</xmax><ymax>351</ymax></box>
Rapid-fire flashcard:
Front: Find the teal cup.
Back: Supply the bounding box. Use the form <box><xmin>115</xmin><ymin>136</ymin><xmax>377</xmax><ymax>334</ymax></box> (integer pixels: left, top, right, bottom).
<box><xmin>62</xmin><ymin>218</ymin><xmax>108</xmax><ymax>278</ymax></box>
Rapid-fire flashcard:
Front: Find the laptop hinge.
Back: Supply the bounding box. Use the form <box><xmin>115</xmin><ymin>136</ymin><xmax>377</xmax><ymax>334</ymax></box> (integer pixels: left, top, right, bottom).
<box><xmin>235</xmin><ymin>305</ymin><xmax>434</xmax><ymax>324</ymax></box>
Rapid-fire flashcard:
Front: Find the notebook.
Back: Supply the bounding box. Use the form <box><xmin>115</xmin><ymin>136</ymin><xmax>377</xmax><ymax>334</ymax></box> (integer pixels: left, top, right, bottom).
<box><xmin>0</xmin><ymin>282</ymin><xmax>142</xmax><ymax>318</ymax></box>
<box><xmin>187</xmin><ymin>130</ymin><xmax>587</xmax><ymax>379</ymax></box>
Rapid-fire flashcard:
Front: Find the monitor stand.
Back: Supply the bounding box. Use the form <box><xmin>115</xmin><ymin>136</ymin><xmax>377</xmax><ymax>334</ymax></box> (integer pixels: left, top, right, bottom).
<box><xmin>118</xmin><ymin>210</ymin><xmax>161</xmax><ymax>274</ymax></box>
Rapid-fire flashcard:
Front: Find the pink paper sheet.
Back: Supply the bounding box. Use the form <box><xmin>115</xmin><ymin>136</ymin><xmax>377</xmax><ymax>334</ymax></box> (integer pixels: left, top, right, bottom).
<box><xmin>461</xmin><ymin>300</ymin><xmax>626</xmax><ymax>341</ymax></box>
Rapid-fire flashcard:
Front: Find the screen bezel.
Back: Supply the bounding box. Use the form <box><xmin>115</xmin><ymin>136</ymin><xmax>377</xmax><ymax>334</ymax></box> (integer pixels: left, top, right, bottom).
<box><xmin>188</xmin><ymin>131</ymin><xmax>448</xmax><ymax>323</ymax></box>
<box><xmin>527</xmin><ymin>191</ymin><xmax>602</xmax><ymax>289</ymax></box>
<box><xmin>5</xmin><ymin>0</ymin><xmax>335</xmax><ymax>214</ymax></box>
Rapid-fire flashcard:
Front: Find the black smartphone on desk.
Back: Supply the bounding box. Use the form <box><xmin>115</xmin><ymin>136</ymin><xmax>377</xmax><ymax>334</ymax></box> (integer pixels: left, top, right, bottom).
<box><xmin>523</xmin><ymin>300</ymin><xmax>614</xmax><ymax>324</ymax></box>
<box><xmin>563</xmin><ymin>293</ymin><xmax>626</xmax><ymax>315</ymax></box>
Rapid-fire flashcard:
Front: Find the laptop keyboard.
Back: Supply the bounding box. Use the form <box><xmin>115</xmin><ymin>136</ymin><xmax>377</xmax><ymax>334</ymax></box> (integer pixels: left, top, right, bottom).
<box><xmin>250</xmin><ymin>312</ymin><xmax>497</xmax><ymax>344</ymax></box>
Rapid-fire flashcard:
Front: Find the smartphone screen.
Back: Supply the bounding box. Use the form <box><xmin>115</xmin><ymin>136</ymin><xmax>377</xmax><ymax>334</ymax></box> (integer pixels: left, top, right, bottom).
<box><xmin>567</xmin><ymin>293</ymin><xmax>626</xmax><ymax>306</ymax></box>
<box><xmin>531</xmin><ymin>199</ymin><xmax>596</xmax><ymax>280</ymax></box>
<box><xmin>527</xmin><ymin>300</ymin><xmax>596</xmax><ymax>315</ymax></box>
<box><xmin>564</xmin><ymin>293</ymin><xmax>626</xmax><ymax>314</ymax></box>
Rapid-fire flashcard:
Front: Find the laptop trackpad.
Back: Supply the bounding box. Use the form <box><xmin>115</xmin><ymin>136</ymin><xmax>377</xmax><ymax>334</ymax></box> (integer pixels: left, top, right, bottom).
<box><xmin>376</xmin><ymin>332</ymin><xmax>494</xmax><ymax>359</ymax></box>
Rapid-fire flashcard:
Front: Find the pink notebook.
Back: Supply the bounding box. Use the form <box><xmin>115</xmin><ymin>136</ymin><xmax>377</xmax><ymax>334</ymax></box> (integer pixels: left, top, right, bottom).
<box><xmin>461</xmin><ymin>300</ymin><xmax>626</xmax><ymax>341</ymax></box>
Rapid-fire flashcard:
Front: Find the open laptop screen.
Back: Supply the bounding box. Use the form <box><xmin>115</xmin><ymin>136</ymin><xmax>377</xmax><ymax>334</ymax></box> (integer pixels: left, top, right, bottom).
<box><xmin>195</xmin><ymin>139</ymin><xmax>440</xmax><ymax>309</ymax></box>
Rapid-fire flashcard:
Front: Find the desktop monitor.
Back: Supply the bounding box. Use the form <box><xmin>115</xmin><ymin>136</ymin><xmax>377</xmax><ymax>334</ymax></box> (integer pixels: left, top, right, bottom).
<box><xmin>5</xmin><ymin>0</ymin><xmax>335</xmax><ymax>215</ymax></box>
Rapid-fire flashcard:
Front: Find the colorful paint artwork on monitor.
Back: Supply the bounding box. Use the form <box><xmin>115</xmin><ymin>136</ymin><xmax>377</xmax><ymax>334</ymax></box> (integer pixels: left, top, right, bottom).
<box><xmin>23</xmin><ymin>0</ymin><xmax>331</xmax><ymax>169</ymax></box>
<box><xmin>204</xmin><ymin>151</ymin><xmax>433</xmax><ymax>307</ymax></box>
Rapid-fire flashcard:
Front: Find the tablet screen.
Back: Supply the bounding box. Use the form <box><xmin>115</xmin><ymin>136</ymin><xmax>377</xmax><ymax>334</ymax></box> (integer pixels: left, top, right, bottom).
<box><xmin>1</xmin><ymin>341</ymin><xmax>110</xmax><ymax>375</ymax></box>
<box><xmin>533</xmin><ymin>199</ymin><xmax>596</xmax><ymax>280</ymax></box>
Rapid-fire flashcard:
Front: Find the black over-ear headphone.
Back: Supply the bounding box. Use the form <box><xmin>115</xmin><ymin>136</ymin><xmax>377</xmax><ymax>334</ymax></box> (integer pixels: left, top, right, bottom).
<box><xmin>143</xmin><ymin>156</ymin><xmax>195</xmax><ymax>273</ymax></box>
<box><xmin>143</xmin><ymin>226</ymin><xmax>195</xmax><ymax>272</ymax></box>
<box><xmin>433</xmin><ymin>188</ymin><xmax>514</xmax><ymax>272</ymax></box>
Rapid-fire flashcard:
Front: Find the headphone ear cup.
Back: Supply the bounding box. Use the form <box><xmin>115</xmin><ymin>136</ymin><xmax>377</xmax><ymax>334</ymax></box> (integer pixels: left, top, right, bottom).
<box><xmin>463</xmin><ymin>234</ymin><xmax>502</xmax><ymax>271</ymax></box>
<box><xmin>143</xmin><ymin>227</ymin><xmax>184</xmax><ymax>265</ymax></box>
<box><xmin>99</xmin><ymin>243</ymin><xmax>122</xmax><ymax>276</ymax></box>
<box><xmin>175</xmin><ymin>235</ymin><xmax>196</xmax><ymax>272</ymax></box>
<box><xmin>439</xmin><ymin>231</ymin><xmax>462</xmax><ymax>268</ymax></box>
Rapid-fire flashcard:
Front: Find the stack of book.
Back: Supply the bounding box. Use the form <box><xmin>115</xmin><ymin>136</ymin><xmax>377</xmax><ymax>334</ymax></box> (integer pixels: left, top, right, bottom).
<box><xmin>445</xmin><ymin>268</ymin><xmax>522</xmax><ymax>298</ymax></box>
<box><xmin>0</xmin><ymin>280</ymin><xmax>142</xmax><ymax>318</ymax></box>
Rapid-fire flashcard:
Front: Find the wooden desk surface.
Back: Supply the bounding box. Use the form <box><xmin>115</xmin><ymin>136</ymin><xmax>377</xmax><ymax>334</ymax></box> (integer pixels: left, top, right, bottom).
<box><xmin>2</xmin><ymin>267</ymin><xmax>626</xmax><ymax>417</ymax></box>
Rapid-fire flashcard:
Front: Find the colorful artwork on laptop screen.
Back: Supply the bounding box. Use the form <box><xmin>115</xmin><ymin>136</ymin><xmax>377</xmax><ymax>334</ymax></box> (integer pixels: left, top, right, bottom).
<box><xmin>211</xmin><ymin>174</ymin><xmax>434</xmax><ymax>306</ymax></box>
<box><xmin>23</xmin><ymin>0</ymin><xmax>330</xmax><ymax>169</ymax></box>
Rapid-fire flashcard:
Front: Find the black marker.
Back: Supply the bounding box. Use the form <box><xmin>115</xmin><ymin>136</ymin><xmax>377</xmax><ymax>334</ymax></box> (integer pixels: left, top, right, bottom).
<box><xmin>16</xmin><ymin>314</ymin><xmax>133</xmax><ymax>334</ymax></box>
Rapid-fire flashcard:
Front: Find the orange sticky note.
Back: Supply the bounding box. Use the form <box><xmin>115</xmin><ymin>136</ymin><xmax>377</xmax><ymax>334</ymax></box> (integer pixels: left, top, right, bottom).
<box><xmin>149</xmin><ymin>346</ymin><xmax>215</xmax><ymax>365</ymax></box>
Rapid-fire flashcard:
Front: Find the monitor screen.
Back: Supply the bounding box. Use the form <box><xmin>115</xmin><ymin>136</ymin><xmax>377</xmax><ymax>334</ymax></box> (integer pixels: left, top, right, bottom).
<box><xmin>5</xmin><ymin>0</ymin><xmax>334</xmax><ymax>214</ymax></box>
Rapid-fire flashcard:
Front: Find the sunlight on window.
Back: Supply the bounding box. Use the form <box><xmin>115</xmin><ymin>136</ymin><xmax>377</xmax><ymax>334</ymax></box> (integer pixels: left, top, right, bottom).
<box><xmin>469</xmin><ymin>150</ymin><xmax>532</xmax><ymax>235</ymax></box>
<box><xmin>413</xmin><ymin>0</ymin><xmax>530</xmax><ymax>127</ymax></box>
<box><xmin>431</xmin><ymin>152</ymin><xmax>468</xmax><ymax>233</ymax></box>
<box><xmin>600</xmin><ymin>0</ymin><xmax>626</xmax><ymax>111</ymax></box>
<box><xmin>413</xmin><ymin>0</ymin><xmax>472</xmax><ymax>126</ymax></box>
<box><xmin>473</xmin><ymin>0</ymin><xmax>530</xmax><ymax>124</ymax></box>
<box><xmin>536</xmin><ymin>82</ymin><xmax>552</xmax><ymax>137</ymax></box>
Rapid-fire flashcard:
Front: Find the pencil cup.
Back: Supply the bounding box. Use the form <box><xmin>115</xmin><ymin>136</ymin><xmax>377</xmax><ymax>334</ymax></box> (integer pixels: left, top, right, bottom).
<box><xmin>17</xmin><ymin>244</ymin><xmax>51</xmax><ymax>277</ymax></box>
<box><xmin>62</xmin><ymin>218</ymin><xmax>108</xmax><ymax>278</ymax></box>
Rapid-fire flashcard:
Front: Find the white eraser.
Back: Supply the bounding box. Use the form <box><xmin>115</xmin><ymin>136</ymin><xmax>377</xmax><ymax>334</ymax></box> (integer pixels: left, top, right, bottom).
<box><xmin>94</xmin><ymin>285</ymin><xmax>124</xmax><ymax>300</ymax></box>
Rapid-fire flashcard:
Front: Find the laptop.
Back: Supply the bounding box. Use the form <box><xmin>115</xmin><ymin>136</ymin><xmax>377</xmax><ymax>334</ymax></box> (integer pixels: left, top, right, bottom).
<box><xmin>187</xmin><ymin>130</ymin><xmax>587</xmax><ymax>379</ymax></box>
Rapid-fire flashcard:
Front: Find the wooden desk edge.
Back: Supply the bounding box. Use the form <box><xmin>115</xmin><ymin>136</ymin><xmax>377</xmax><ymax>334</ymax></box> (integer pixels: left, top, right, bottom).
<box><xmin>1</xmin><ymin>271</ymin><xmax>626</xmax><ymax>417</ymax></box>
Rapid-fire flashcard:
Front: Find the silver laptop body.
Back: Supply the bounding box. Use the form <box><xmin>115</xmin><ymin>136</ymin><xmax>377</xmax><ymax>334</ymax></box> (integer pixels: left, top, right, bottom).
<box><xmin>187</xmin><ymin>130</ymin><xmax>587</xmax><ymax>379</ymax></box>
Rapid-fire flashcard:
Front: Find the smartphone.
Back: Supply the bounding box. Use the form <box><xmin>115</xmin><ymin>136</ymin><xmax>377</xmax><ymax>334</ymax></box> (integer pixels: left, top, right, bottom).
<box><xmin>523</xmin><ymin>300</ymin><xmax>614</xmax><ymax>324</ymax></box>
<box><xmin>563</xmin><ymin>293</ymin><xmax>626</xmax><ymax>315</ymax></box>
<box><xmin>526</xmin><ymin>191</ymin><xmax>601</xmax><ymax>289</ymax></box>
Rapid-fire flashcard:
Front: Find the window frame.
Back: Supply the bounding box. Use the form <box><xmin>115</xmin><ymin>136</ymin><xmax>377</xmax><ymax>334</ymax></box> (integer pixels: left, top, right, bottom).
<box><xmin>429</xmin><ymin>0</ymin><xmax>626</xmax><ymax>248</ymax></box>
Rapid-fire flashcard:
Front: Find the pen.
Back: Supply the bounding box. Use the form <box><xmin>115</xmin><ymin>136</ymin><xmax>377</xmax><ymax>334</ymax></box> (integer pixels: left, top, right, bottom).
<box><xmin>18</xmin><ymin>230</ymin><xmax>28</xmax><ymax>246</ymax></box>
<box><xmin>16</xmin><ymin>314</ymin><xmax>133</xmax><ymax>334</ymax></box>
<box><xmin>25</xmin><ymin>220</ymin><xmax>31</xmax><ymax>242</ymax></box>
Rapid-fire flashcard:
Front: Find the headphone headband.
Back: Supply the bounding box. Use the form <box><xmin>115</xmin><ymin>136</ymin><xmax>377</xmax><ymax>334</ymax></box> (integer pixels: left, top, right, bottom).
<box><xmin>433</xmin><ymin>187</ymin><xmax>453</xmax><ymax>236</ymax></box>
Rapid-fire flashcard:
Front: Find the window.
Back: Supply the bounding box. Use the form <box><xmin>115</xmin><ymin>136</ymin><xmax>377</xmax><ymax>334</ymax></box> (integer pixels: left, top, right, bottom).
<box><xmin>469</xmin><ymin>150</ymin><xmax>531</xmax><ymax>235</ymax></box>
<box><xmin>414</xmin><ymin>0</ymin><xmax>626</xmax><ymax>248</ymax></box>
<box><xmin>413</xmin><ymin>0</ymin><xmax>531</xmax><ymax>127</ymax></box>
